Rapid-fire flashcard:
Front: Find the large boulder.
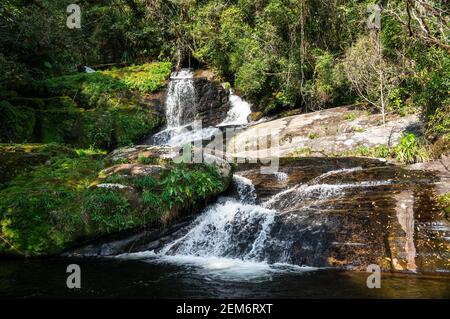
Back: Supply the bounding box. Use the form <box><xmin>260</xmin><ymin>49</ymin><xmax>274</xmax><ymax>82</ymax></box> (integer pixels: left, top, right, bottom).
<box><xmin>193</xmin><ymin>77</ymin><xmax>230</xmax><ymax>127</ymax></box>
<box><xmin>236</xmin><ymin>158</ymin><xmax>450</xmax><ymax>274</ymax></box>
<box><xmin>226</xmin><ymin>105</ymin><xmax>421</xmax><ymax>158</ymax></box>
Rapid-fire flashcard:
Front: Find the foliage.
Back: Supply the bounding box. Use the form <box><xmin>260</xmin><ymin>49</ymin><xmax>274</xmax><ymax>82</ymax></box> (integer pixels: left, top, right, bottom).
<box><xmin>0</xmin><ymin>145</ymin><xmax>227</xmax><ymax>256</ymax></box>
<box><xmin>438</xmin><ymin>193</ymin><xmax>450</xmax><ymax>219</ymax></box>
<box><xmin>0</xmin><ymin>150</ymin><xmax>104</xmax><ymax>256</ymax></box>
<box><xmin>40</xmin><ymin>62</ymin><xmax>171</xmax><ymax>108</ymax></box>
<box><xmin>0</xmin><ymin>101</ymin><xmax>35</xmax><ymax>143</ymax></box>
<box><xmin>111</xmin><ymin>62</ymin><xmax>172</xmax><ymax>94</ymax></box>
<box><xmin>83</xmin><ymin>188</ymin><xmax>134</xmax><ymax>233</ymax></box>
<box><xmin>393</xmin><ymin>133</ymin><xmax>430</xmax><ymax>164</ymax></box>
<box><xmin>1</xmin><ymin>62</ymin><xmax>168</xmax><ymax>149</ymax></box>
<box><xmin>128</xmin><ymin>164</ymin><xmax>224</xmax><ymax>214</ymax></box>
<box><xmin>329</xmin><ymin>133</ymin><xmax>430</xmax><ymax>164</ymax></box>
<box><xmin>344</xmin><ymin>112</ymin><xmax>358</xmax><ymax>121</ymax></box>
<box><xmin>1</xmin><ymin>0</ymin><xmax>448</xmax><ymax>146</ymax></box>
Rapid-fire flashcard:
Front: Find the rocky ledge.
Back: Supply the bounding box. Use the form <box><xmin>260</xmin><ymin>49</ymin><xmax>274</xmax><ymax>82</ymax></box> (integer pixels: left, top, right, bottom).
<box><xmin>236</xmin><ymin>157</ymin><xmax>450</xmax><ymax>274</ymax></box>
<box><xmin>227</xmin><ymin>105</ymin><xmax>420</xmax><ymax>158</ymax></box>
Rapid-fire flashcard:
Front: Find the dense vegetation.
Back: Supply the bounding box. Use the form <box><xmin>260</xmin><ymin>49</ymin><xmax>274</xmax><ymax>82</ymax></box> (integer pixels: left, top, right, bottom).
<box><xmin>1</xmin><ymin>0</ymin><xmax>448</xmax><ymax>141</ymax></box>
<box><xmin>0</xmin><ymin>62</ymin><xmax>171</xmax><ymax>148</ymax></box>
<box><xmin>0</xmin><ymin>144</ymin><xmax>226</xmax><ymax>256</ymax></box>
<box><xmin>0</xmin><ymin>0</ymin><xmax>448</xmax><ymax>256</ymax></box>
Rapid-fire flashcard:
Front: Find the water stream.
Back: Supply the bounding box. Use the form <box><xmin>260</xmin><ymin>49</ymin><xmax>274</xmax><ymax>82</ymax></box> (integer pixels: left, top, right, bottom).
<box><xmin>2</xmin><ymin>69</ymin><xmax>447</xmax><ymax>298</ymax></box>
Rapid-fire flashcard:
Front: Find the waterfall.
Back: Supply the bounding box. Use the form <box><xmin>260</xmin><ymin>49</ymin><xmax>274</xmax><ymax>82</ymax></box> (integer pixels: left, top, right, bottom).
<box><xmin>116</xmin><ymin>165</ymin><xmax>406</xmax><ymax>277</ymax></box>
<box><xmin>160</xmin><ymin>199</ymin><xmax>276</xmax><ymax>262</ymax></box>
<box><xmin>233</xmin><ymin>175</ymin><xmax>257</xmax><ymax>204</ymax></box>
<box><xmin>154</xmin><ymin>172</ymin><xmax>393</xmax><ymax>262</ymax></box>
<box><xmin>165</xmin><ymin>69</ymin><xmax>197</xmax><ymax>128</ymax></box>
<box><xmin>148</xmin><ymin>75</ymin><xmax>252</xmax><ymax>146</ymax></box>
<box><xmin>218</xmin><ymin>90</ymin><xmax>252</xmax><ymax>126</ymax></box>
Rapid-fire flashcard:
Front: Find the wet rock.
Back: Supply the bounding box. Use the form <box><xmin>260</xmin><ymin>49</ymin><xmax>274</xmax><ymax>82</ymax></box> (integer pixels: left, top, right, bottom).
<box><xmin>237</xmin><ymin>158</ymin><xmax>449</xmax><ymax>273</ymax></box>
<box><xmin>64</xmin><ymin>216</ymin><xmax>196</xmax><ymax>257</ymax></box>
<box><xmin>193</xmin><ymin>78</ymin><xmax>230</xmax><ymax>127</ymax></box>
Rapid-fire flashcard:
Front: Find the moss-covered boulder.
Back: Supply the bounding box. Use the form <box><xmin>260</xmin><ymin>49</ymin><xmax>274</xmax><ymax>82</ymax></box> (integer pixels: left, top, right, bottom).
<box><xmin>0</xmin><ymin>62</ymin><xmax>171</xmax><ymax>149</ymax></box>
<box><xmin>0</xmin><ymin>143</ymin><xmax>78</xmax><ymax>187</ymax></box>
<box><xmin>0</xmin><ymin>144</ymin><xmax>232</xmax><ymax>257</ymax></box>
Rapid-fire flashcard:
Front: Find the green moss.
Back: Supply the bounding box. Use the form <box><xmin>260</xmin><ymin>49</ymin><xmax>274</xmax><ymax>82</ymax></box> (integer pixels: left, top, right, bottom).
<box><xmin>40</xmin><ymin>72</ymin><xmax>128</xmax><ymax>109</ymax></box>
<box><xmin>292</xmin><ymin>147</ymin><xmax>313</xmax><ymax>157</ymax></box>
<box><xmin>104</xmin><ymin>62</ymin><xmax>172</xmax><ymax>94</ymax></box>
<box><xmin>0</xmin><ymin>143</ymin><xmax>75</xmax><ymax>187</ymax></box>
<box><xmin>343</xmin><ymin>112</ymin><xmax>358</xmax><ymax>121</ymax></box>
<box><xmin>351</xmin><ymin>126</ymin><xmax>365</xmax><ymax>133</ymax></box>
<box><xmin>39</xmin><ymin>62</ymin><xmax>172</xmax><ymax>108</ymax></box>
<box><xmin>0</xmin><ymin>152</ymin><xmax>104</xmax><ymax>256</ymax></box>
<box><xmin>112</xmin><ymin>106</ymin><xmax>162</xmax><ymax>146</ymax></box>
<box><xmin>2</xmin><ymin>62</ymin><xmax>171</xmax><ymax>149</ymax></box>
<box><xmin>0</xmin><ymin>146</ymin><xmax>228</xmax><ymax>257</ymax></box>
<box><xmin>40</xmin><ymin>108</ymin><xmax>82</xmax><ymax>144</ymax></box>
<box><xmin>0</xmin><ymin>101</ymin><xmax>36</xmax><ymax>143</ymax></box>
<box><xmin>79</xmin><ymin>109</ymin><xmax>114</xmax><ymax>149</ymax></box>
<box><xmin>308</xmin><ymin>132</ymin><xmax>319</xmax><ymax>139</ymax></box>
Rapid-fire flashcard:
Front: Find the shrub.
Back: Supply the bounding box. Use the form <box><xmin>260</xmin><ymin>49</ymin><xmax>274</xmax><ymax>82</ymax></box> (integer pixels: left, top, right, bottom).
<box><xmin>84</xmin><ymin>188</ymin><xmax>133</xmax><ymax>233</ymax></box>
<box><xmin>393</xmin><ymin>133</ymin><xmax>429</xmax><ymax>164</ymax></box>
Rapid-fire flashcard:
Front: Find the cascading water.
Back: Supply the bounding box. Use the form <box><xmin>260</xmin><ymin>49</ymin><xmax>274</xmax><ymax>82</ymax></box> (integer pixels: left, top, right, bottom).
<box><xmin>113</xmin><ymin>159</ymin><xmax>448</xmax><ymax>280</ymax></box>
<box><xmin>117</xmin><ymin>167</ymin><xmax>398</xmax><ymax>276</ymax></box>
<box><xmin>218</xmin><ymin>90</ymin><xmax>252</xmax><ymax>127</ymax></box>
<box><xmin>148</xmin><ymin>73</ymin><xmax>252</xmax><ymax>146</ymax></box>
<box><xmin>148</xmin><ymin>69</ymin><xmax>201</xmax><ymax>145</ymax></box>
<box><xmin>165</xmin><ymin>69</ymin><xmax>197</xmax><ymax>128</ymax></box>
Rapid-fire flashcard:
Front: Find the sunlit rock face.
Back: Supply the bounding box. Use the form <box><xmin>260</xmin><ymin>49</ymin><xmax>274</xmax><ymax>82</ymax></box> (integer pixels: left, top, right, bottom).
<box><xmin>227</xmin><ymin>105</ymin><xmax>421</xmax><ymax>158</ymax></box>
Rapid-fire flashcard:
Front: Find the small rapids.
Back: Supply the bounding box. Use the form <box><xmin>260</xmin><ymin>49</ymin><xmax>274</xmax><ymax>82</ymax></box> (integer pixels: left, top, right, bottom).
<box><xmin>116</xmin><ymin>166</ymin><xmax>399</xmax><ymax>279</ymax></box>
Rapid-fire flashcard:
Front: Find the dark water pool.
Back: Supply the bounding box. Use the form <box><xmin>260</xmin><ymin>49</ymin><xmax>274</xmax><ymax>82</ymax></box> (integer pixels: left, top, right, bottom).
<box><xmin>0</xmin><ymin>258</ymin><xmax>449</xmax><ymax>298</ymax></box>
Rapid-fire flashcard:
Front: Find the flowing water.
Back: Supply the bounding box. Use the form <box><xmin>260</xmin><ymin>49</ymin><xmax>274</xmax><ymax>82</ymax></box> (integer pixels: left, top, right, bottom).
<box><xmin>149</xmin><ymin>71</ymin><xmax>251</xmax><ymax>146</ymax></box>
<box><xmin>2</xmin><ymin>72</ymin><xmax>448</xmax><ymax>299</ymax></box>
<box><xmin>119</xmin><ymin>74</ymin><xmax>449</xmax><ymax>296</ymax></box>
<box><xmin>218</xmin><ymin>89</ymin><xmax>252</xmax><ymax>127</ymax></box>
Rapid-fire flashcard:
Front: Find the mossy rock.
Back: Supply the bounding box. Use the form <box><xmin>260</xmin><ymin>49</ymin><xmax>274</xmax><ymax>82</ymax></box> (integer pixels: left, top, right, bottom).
<box><xmin>78</xmin><ymin>108</ymin><xmax>114</xmax><ymax>149</ymax></box>
<box><xmin>0</xmin><ymin>144</ymin><xmax>231</xmax><ymax>257</ymax></box>
<box><xmin>0</xmin><ymin>101</ymin><xmax>36</xmax><ymax>143</ymax></box>
<box><xmin>112</xmin><ymin>107</ymin><xmax>162</xmax><ymax>146</ymax></box>
<box><xmin>40</xmin><ymin>108</ymin><xmax>83</xmax><ymax>144</ymax></box>
<box><xmin>0</xmin><ymin>143</ymin><xmax>77</xmax><ymax>187</ymax></box>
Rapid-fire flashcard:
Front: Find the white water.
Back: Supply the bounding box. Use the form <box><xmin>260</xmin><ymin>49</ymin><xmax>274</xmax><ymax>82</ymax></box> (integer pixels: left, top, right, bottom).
<box><xmin>149</xmin><ymin>74</ymin><xmax>252</xmax><ymax>146</ymax></box>
<box><xmin>233</xmin><ymin>174</ymin><xmax>257</xmax><ymax>204</ymax></box>
<box><xmin>274</xmin><ymin>172</ymin><xmax>288</xmax><ymax>182</ymax></box>
<box><xmin>308</xmin><ymin>167</ymin><xmax>363</xmax><ymax>185</ymax></box>
<box><xmin>264</xmin><ymin>180</ymin><xmax>393</xmax><ymax>210</ymax></box>
<box><xmin>117</xmin><ymin>169</ymin><xmax>396</xmax><ymax>279</ymax></box>
<box><xmin>117</xmin><ymin>175</ymin><xmax>288</xmax><ymax>279</ymax></box>
<box><xmin>165</xmin><ymin>69</ymin><xmax>197</xmax><ymax>128</ymax></box>
<box><xmin>218</xmin><ymin>90</ymin><xmax>252</xmax><ymax>126</ymax></box>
